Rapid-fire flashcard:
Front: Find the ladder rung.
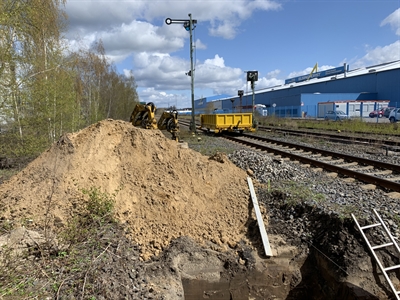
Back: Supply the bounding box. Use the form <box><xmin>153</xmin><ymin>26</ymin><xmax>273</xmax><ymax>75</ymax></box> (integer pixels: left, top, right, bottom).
<box><xmin>372</xmin><ymin>242</ymin><xmax>394</xmax><ymax>250</ymax></box>
<box><xmin>384</xmin><ymin>264</ymin><xmax>400</xmax><ymax>272</ymax></box>
<box><xmin>360</xmin><ymin>223</ymin><xmax>381</xmax><ymax>230</ymax></box>
<box><xmin>354</xmin><ymin>210</ymin><xmax>400</xmax><ymax>300</ymax></box>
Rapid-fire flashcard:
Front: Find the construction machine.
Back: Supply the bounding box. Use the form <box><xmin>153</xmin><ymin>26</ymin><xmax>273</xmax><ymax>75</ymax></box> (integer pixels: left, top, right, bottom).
<box><xmin>157</xmin><ymin>110</ymin><xmax>180</xmax><ymax>141</ymax></box>
<box><xmin>130</xmin><ymin>102</ymin><xmax>180</xmax><ymax>141</ymax></box>
<box><xmin>130</xmin><ymin>102</ymin><xmax>158</xmax><ymax>129</ymax></box>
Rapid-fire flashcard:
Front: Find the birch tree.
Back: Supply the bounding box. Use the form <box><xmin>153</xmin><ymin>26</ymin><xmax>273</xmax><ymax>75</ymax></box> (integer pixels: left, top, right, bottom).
<box><xmin>0</xmin><ymin>0</ymin><xmax>68</xmax><ymax>155</ymax></box>
<box><xmin>0</xmin><ymin>0</ymin><xmax>139</xmax><ymax>158</ymax></box>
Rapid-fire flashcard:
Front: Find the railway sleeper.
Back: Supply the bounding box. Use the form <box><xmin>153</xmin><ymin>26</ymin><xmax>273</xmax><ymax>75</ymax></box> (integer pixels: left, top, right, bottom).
<box><xmin>383</xmin><ymin>145</ymin><xmax>400</xmax><ymax>155</ymax></box>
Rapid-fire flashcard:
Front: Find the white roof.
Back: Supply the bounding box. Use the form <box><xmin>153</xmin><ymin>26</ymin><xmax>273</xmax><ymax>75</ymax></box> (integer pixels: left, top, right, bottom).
<box><xmin>258</xmin><ymin>60</ymin><xmax>400</xmax><ymax>94</ymax></box>
<box><xmin>208</xmin><ymin>60</ymin><xmax>400</xmax><ymax>102</ymax></box>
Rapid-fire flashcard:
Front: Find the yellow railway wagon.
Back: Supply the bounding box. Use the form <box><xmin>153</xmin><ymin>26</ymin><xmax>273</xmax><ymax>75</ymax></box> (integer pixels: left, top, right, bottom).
<box><xmin>200</xmin><ymin>113</ymin><xmax>255</xmax><ymax>133</ymax></box>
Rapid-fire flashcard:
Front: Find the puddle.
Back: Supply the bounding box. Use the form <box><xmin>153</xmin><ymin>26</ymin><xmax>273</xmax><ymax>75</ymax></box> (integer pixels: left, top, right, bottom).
<box><xmin>182</xmin><ymin>250</ymin><xmax>380</xmax><ymax>300</ymax></box>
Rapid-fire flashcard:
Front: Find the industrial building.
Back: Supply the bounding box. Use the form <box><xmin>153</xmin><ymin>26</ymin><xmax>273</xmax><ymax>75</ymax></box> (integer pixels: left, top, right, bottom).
<box><xmin>194</xmin><ymin>60</ymin><xmax>400</xmax><ymax>118</ymax></box>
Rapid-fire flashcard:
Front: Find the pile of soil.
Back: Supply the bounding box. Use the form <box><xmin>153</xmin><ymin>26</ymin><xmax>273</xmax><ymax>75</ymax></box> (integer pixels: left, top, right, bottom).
<box><xmin>0</xmin><ymin>119</ymin><xmax>252</xmax><ymax>259</ymax></box>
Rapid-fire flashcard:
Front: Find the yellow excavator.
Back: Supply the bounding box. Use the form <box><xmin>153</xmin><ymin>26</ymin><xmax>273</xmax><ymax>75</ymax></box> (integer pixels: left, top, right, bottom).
<box><xmin>130</xmin><ymin>102</ymin><xmax>180</xmax><ymax>141</ymax></box>
<box><xmin>157</xmin><ymin>110</ymin><xmax>180</xmax><ymax>141</ymax></box>
<box><xmin>130</xmin><ymin>102</ymin><xmax>158</xmax><ymax>129</ymax></box>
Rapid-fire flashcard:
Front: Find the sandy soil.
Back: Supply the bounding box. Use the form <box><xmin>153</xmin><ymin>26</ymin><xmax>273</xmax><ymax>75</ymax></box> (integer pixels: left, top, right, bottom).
<box><xmin>0</xmin><ymin>119</ymin><xmax>257</xmax><ymax>260</ymax></box>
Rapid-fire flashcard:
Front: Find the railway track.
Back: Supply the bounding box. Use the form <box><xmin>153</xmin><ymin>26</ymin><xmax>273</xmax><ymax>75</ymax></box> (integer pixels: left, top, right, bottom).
<box><xmin>258</xmin><ymin>125</ymin><xmax>400</xmax><ymax>150</ymax></box>
<box><xmin>179</xmin><ymin>119</ymin><xmax>400</xmax><ymax>192</ymax></box>
<box><xmin>223</xmin><ymin>133</ymin><xmax>400</xmax><ymax>193</ymax></box>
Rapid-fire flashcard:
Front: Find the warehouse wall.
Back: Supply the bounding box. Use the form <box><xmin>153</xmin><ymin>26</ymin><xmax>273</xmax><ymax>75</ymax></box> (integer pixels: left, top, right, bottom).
<box><xmin>195</xmin><ymin>64</ymin><xmax>400</xmax><ymax>114</ymax></box>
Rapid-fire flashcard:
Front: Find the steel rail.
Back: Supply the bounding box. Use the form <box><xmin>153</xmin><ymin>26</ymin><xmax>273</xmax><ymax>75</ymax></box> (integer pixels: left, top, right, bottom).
<box><xmin>242</xmin><ymin>133</ymin><xmax>400</xmax><ymax>173</ymax></box>
<box><xmin>223</xmin><ymin>135</ymin><xmax>400</xmax><ymax>193</ymax></box>
<box><xmin>258</xmin><ymin>126</ymin><xmax>400</xmax><ymax>148</ymax></box>
<box><xmin>182</xmin><ymin>120</ymin><xmax>400</xmax><ymax>149</ymax></box>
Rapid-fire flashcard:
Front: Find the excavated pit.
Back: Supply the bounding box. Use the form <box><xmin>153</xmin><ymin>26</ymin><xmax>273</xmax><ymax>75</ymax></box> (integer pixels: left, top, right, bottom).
<box><xmin>181</xmin><ymin>259</ymin><xmax>360</xmax><ymax>300</ymax></box>
<box><xmin>178</xmin><ymin>224</ymin><xmax>385</xmax><ymax>300</ymax></box>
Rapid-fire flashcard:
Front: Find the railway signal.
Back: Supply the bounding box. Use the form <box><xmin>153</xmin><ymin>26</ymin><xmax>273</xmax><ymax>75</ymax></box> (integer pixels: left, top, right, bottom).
<box><xmin>165</xmin><ymin>14</ymin><xmax>197</xmax><ymax>133</ymax></box>
<box><xmin>246</xmin><ymin>71</ymin><xmax>258</xmax><ymax>114</ymax></box>
<box><xmin>238</xmin><ymin>90</ymin><xmax>244</xmax><ymax>113</ymax></box>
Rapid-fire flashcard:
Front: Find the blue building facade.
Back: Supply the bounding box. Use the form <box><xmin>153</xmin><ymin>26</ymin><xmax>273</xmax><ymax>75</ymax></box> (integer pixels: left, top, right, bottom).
<box><xmin>194</xmin><ymin>61</ymin><xmax>400</xmax><ymax>118</ymax></box>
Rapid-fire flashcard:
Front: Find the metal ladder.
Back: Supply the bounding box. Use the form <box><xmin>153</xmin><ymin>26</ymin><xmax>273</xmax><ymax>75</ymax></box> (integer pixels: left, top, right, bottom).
<box><xmin>352</xmin><ymin>209</ymin><xmax>400</xmax><ymax>300</ymax></box>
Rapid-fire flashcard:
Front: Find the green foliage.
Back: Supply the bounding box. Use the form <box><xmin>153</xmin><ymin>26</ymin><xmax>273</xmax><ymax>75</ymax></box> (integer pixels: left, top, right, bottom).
<box><xmin>263</xmin><ymin>117</ymin><xmax>400</xmax><ymax>136</ymax></box>
<box><xmin>336</xmin><ymin>204</ymin><xmax>358</xmax><ymax>220</ymax></box>
<box><xmin>179</xmin><ymin>130</ymin><xmax>239</xmax><ymax>156</ymax></box>
<box><xmin>270</xmin><ymin>181</ymin><xmax>326</xmax><ymax>206</ymax></box>
<box><xmin>0</xmin><ymin>187</ymin><xmax>120</xmax><ymax>298</ymax></box>
<box><xmin>269</xmin><ymin>181</ymin><xmax>359</xmax><ymax>220</ymax></box>
<box><xmin>82</xmin><ymin>187</ymin><xmax>116</xmax><ymax>223</ymax></box>
<box><xmin>0</xmin><ymin>1</ymin><xmax>139</xmax><ymax>159</ymax></box>
<box><xmin>60</xmin><ymin>187</ymin><xmax>117</xmax><ymax>248</ymax></box>
<box><xmin>0</xmin><ymin>168</ymin><xmax>19</xmax><ymax>187</ymax></box>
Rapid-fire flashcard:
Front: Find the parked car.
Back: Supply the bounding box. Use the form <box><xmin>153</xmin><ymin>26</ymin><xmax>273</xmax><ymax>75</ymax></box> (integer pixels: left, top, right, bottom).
<box><xmin>324</xmin><ymin>110</ymin><xmax>349</xmax><ymax>121</ymax></box>
<box><xmin>383</xmin><ymin>107</ymin><xmax>395</xmax><ymax>118</ymax></box>
<box><xmin>389</xmin><ymin>108</ymin><xmax>400</xmax><ymax>123</ymax></box>
<box><xmin>369</xmin><ymin>108</ymin><xmax>385</xmax><ymax>118</ymax></box>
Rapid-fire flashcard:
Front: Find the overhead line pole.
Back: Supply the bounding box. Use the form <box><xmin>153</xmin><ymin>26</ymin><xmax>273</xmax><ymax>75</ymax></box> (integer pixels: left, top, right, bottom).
<box><xmin>188</xmin><ymin>13</ymin><xmax>196</xmax><ymax>134</ymax></box>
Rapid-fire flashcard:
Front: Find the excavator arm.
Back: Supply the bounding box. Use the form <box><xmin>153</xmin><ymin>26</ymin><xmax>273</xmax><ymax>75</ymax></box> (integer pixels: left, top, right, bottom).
<box><xmin>130</xmin><ymin>103</ymin><xmax>180</xmax><ymax>141</ymax></box>
<box><xmin>130</xmin><ymin>102</ymin><xmax>158</xmax><ymax>129</ymax></box>
<box><xmin>157</xmin><ymin>110</ymin><xmax>180</xmax><ymax>141</ymax></box>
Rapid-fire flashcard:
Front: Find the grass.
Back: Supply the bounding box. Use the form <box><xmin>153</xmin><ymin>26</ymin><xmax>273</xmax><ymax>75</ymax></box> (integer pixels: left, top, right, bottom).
<box><xmin>181</xmin><ymin>114</ymin><xmax>400</xmax><ymax>136</ymax></box>
<box><xmin>178</xmin><ymin>129</ymin><xmax>241</xmax><ymax>156</ymax></box>
<box><xmin>257</xmin><ymin>116</ymin><xmax>400</xmax><ymax>136</ymax></box>
<box><xmin>0</xmin><ymin>169</ymin><xmax>19</xmax><ymax>184</ymax></box>
<box><xmin>0</xmin><ymin>187</ymin><xmax>118</xmax><ymax>299</ymax></box>
<box><xmin>266</xmin><ymin>180</ymin><xmax>363</xmax><ymax>223</ymax></box>
<box><xmin>269</xmin><ymin>180</ymin><xmax>326</xmax><ymax>207</ymax></box>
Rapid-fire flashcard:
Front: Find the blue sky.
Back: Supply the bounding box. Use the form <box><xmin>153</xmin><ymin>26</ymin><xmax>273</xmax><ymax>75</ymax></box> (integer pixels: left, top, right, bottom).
<box><xmin>64</xmin><ymin>0</ymin><xmax>400</xmax><ymax>109</ymax></box>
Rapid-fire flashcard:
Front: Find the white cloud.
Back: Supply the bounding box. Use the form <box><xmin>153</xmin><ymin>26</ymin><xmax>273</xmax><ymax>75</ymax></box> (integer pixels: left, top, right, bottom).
<box><xmin>252</xmin><ymin>77</ymin><xmax>284</xmax><ymax>91</ymax></box>
<box><xmin>287</xmin><ymin>64</ymin><xmax>336</xmax><ymax>79</ymax></box>
<box><xmin>381</xmin><ymin>8</ymin><xmax>400</xmax><ymax>36</ymax></box>
<box><xmin>204</xmin><ymin>55</ymin><xmax>226</xmax><ymax>67</ymax></box>
<box><xmin>65</xmin><ymin>0</ymin><xmax>281</xmax><ymax>54</ymax></box>
<box><xmin>195</xmin><ymin>39</ymin><xmax>206</xmax><ymax>50</ymax></box>
<box><xmin>63</xmin><ymin>0</ymin><xmax>282</xmax><ymax>107</ymax></box>
<box><xmin>65</xmin><ymin>1</ymin><xmax>146</xmax><ymax>31</ymax></box>
<box><xmin>209</xmin><ymin>20</ymin><xmax>237</xmax><ymax>40</ymax></box>
<box><xmin>265</xmin><ymin>69</ymin><xmax>281</xmax><ymax>79</ymax></box>
<box><xmin>255</xmin><ymin>70</ymin><xmax>284</xmax><ymax>90</ymax></box>
<box><xmin>64</xmin><ymin>2</ymin><xmax>399</xmax><ymax>109</ymax></box>
<box><xmin>99</xmin><ymin>21</ymin><xmax>184</xmax><ymax>58</ymax></box>
<box><xmin>66</xmin><ymin>20</ymin><xmax>187</xmax><ymax>63</ymax></box>
<box><xmin>137</xmin><ymin>87</ymin><xmax>188</xmax><ymax>108</ymax></box>
<box><xmin>352</xmin><ymin>40</ymin><xmax>400</xmax><ymax>69</ymax></box>
<box><xmin>346</xmin><ymin>9</ymin><xmax>400</xmax><ymax>69</ymax></box>
<box><xmin>127</xmin><ymin>52</ymin><xmax>244</xmax><ymax>101</ymax></box>
<box><xmin>130</xmin><ymin>52</ymin><xmax>191</xmax><ymax>91</ymax></box>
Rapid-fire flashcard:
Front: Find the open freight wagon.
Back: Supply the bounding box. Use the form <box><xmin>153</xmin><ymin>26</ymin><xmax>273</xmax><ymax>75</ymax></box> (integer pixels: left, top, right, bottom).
<box><xmin>200</xmin><ymin>113</ymin><xmax>255</xmax><ymax>133</ymax></box>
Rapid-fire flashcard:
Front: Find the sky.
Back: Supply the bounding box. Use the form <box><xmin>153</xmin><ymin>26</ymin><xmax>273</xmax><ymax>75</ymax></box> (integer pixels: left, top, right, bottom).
<box><xmin>64</xmin><ymin>0</ymin><xmax>400</xmax><ymax>109</ymax></box>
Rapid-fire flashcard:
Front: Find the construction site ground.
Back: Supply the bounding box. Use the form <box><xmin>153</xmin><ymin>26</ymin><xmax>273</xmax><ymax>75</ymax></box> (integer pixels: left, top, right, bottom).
<box><xmin>0</xmin><ymin>119</ymin><xmax>397</xmax><ymax>299</ymax></box>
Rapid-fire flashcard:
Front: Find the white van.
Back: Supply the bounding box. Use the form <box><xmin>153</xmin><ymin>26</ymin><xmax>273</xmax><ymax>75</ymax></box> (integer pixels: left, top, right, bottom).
<box><xmin>255</xmin><ymin>104</ymin><xmax>268</xmax><ymax>116</ymax></box>
<box><xmin>389</xmin><ymin>108</ymin><xmax>400</xmax><ymax>123</ymax></box>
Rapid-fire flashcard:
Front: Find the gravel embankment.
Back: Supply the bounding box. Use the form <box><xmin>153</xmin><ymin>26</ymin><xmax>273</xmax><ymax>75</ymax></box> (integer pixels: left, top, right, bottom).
<box><xmin>185</xmin><ymin>132</ymin><xmax>400</xmax><ymax>239</ymax></box>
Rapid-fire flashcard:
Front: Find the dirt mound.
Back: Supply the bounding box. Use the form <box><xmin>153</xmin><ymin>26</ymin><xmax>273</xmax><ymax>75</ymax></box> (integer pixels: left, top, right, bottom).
<box><xmin>0</xmin><ymin>119</ymin><xmax>252</xmax><ymax>259</ymax></box>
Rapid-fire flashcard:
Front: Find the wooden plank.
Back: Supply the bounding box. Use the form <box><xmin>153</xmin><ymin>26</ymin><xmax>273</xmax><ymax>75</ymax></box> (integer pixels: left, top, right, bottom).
<box><xmin>247</xmin><ymin>177</ymin><xmax>273</xmax><ymax>257</ymax></box>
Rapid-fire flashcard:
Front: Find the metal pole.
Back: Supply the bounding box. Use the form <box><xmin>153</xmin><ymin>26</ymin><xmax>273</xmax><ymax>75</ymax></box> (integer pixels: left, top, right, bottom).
<box><xmin>189</xmin><ymin>13</ymin><xmax>196</xmax><ymax>134</ymax></box>
<box><xmin>252</xmin><ymin>81</ymin><xmax>255</xmax><ymax>114</ymax></box>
